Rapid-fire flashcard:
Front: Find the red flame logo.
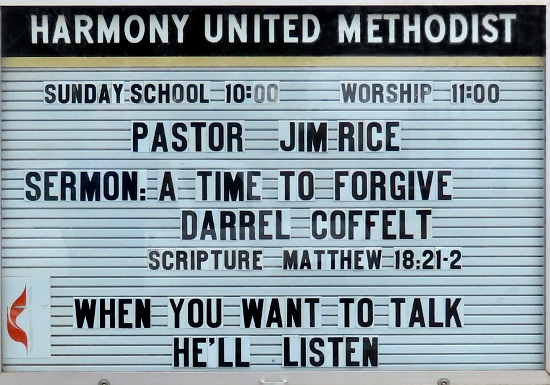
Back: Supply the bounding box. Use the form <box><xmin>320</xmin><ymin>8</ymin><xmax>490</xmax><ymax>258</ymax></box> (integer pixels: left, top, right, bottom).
<box><xmin>7</xmin><ymin>286</ymin><xmax>28</xmax><ymax>352</ymax></box>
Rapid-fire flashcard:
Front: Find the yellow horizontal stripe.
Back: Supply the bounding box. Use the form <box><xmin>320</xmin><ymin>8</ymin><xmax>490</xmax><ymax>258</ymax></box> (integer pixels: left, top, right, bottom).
<box><xmin>2</xmin><ymin>56</ymin><xmax>544</xmax><ymax>68</ymax></box>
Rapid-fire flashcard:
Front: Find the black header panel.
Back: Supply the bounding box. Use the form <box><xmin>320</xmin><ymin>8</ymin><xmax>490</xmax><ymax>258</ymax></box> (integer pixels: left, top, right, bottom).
<box><xmin>1</xmin><ymin>6</ymin><xmax>545</xmax><ymax>57</ymax></box>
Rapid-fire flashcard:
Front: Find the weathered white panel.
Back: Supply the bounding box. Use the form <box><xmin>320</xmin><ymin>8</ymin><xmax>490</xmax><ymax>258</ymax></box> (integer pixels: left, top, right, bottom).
<box><xmin>1</xmin><ymin>64</ymin><xmax>544</xmax><ymax>373</ymax></box>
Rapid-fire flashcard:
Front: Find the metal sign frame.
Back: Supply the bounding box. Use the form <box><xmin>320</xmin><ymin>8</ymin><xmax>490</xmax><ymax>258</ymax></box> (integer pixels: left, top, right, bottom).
<box><xmin>0</xmin><ymin>1</ymin><xmax>548</xmax><ymax>384</ymax></box>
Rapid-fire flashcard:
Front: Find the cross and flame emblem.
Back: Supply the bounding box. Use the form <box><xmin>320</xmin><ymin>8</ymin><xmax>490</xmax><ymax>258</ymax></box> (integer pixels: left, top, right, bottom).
<box><xmin>7</xmin><ymin>286</ymin><xmax>28</xmax><ymax>352</ymax></box>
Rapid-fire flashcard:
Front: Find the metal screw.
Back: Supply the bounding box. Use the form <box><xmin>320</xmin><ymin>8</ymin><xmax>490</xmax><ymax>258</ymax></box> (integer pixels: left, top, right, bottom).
<box><xmin>438</xmin><ymin>378</ymin><xmax>450</xmax><ymax>385</ymax></box>
<box><xmin>98</xmin><ymin>380</ymin><xmax>110</xmax><ymax>385</ymax></box>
